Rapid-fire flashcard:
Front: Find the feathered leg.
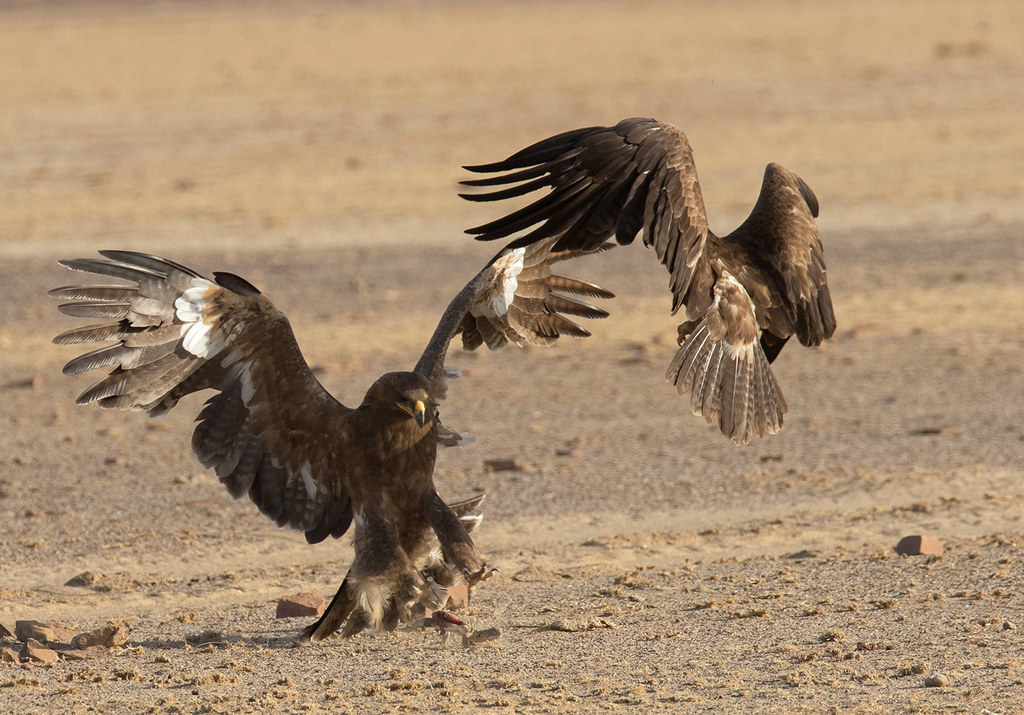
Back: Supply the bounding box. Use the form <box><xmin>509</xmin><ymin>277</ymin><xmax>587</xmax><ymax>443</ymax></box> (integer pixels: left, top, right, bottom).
<box><xmin>427</xmin><ymin>492</ymin><xmax>483</xmax><ymax>579</ymax></box>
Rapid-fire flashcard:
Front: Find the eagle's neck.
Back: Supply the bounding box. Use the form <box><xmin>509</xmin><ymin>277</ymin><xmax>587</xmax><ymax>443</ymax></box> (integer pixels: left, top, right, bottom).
<box><xmin>379</xmin><ymin>415</ymin><xmax>435</xmax><ymax>453</ymax></box>
<box><xmin>350</xmin><ymin>408</ymin><xmax>437</xmax><ymax>479</ymax></box>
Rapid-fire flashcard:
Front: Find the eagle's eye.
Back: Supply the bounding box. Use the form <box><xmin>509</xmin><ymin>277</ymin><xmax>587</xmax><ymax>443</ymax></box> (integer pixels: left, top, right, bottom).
<box><xmin>396</xmin><ymin>395</ymin><xmax>428</xmax><ymax>426</ymax></box>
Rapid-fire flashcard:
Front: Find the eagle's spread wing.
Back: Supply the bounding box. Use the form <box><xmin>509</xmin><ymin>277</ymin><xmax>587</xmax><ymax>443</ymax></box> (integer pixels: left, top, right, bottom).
<box><xmin>460</xmin><ymin>119</ymin><xmax>836</xmax><ymax>444</ymax></box>
<box><xmin>725</xmin><ymin>162</ymin><xmax>835</xmax><ymax>350</ymax></box>
<box><xmin>413</xmin><ymin>235</ymin><xmax>614</xmax><ymax>399</ymax></box>
<box><xmin>53</xmin><ymin>245</ymin><xmax>615</xmax><ymax>642</ymax></box>
<box><xmin>462</xmin><ymin>117</ymin><xmax>713</xmax><ymax>319</ymax></box>
<box><xmin>51</xmin><ymin>251</ymin><xmax>355</xmax><ymax>544</ymax></box>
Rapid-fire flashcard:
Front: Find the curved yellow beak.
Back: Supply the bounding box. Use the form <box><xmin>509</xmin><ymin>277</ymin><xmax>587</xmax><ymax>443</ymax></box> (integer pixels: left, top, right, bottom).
<box><xmin>398</xmin><ymin>399</ymin><xmax>428</xmax><ymax>426</ymax></box>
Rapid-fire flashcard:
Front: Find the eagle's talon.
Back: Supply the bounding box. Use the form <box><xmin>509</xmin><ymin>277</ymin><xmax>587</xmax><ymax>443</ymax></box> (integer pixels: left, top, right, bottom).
<box><xmin>462</xmin><ymin>563</ymin><xmax>496</xmax><ymax>585</ymax></box>
<box><xmin>462</xmin><ymin>563</ymin><xmax>497</xmax><ymax>585</ymax></box>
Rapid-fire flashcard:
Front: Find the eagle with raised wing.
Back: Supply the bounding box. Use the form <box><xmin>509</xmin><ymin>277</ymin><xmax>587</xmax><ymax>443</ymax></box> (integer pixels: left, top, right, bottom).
<box><xmin>50</xmin><ymin>239</ymin><xmax>612</xmax><ymax>640</ymax></box>
<box><xmin>461</xmin><ymin>117</ymin><xmax>837</xmax><ymax>444</ymax></box>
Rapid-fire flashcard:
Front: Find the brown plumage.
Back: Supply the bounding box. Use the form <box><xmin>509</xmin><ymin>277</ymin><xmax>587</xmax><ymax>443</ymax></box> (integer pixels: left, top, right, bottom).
<box><xmin>50</xmin><ymin>238</ymin><xmax>613</xmax><ymax>640</ymax></box>
<box><xmin>461</xmin><ymin>117</ymin><xmax>836</xmax><ymax>444</ymax></box>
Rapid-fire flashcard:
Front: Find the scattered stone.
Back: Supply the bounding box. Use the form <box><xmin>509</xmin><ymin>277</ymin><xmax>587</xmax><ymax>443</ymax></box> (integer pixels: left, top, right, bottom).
<box><xmin>275</xmin><ymin>593</ymin><xmax>326</xmax><ymax>619</ymax></box>
<box><xmin>786</xmin><ymin>550</ymin><xmax>818</xmax><ymax>560</ymax></box>
<box><xmin>925</xmin><ymin>673</ymin><xmax>949</xmax><ymax>687</ymax></box>
<box><xmin>1003</xmin><ymin>621</ymin><xmax>1017</xmax><ymax>631</ymax></box>
<box><xmin>65</xmin><ymin>571</ymin><xmax>99</xmax><ymax>587</ymax></box>
<box><xmin>544</xmin><ymin>617</ymin><xmax>617</xmax><ymax>632</ymax></box>
<box><xmin>910</xmin><ymin>425</ymin><xmax>959</xmax><ymax>436</ymax></box>
<box><xmin>856</xmin><ymin>641</ymin><xmax>891</xmax><ymax>651</ymax></box>
<box><xmin>72</xmin><ymin>624</ymin><xmax>129</xmax><ymax>649</ymax></box>
<box><xmin>0</xmin><ymin>621</ymin><xmax>16</xmax><ymax>639</ymax></box>
<box><xmin>484</xmin><ymin>458</ymin><xmax>521</xmax><ymax>473</ymax></box>
<box><xmin>819</xmin><ymin>629</ymin><xmax>846</xmax><ymax>643</ymax></box>
<box><xmin>60</xmin><ymin>645</ymin><xmax>113</xmax><ymax>662</ymax></box>
<box><xmin>185</xmin><ymin>630</ymin><xmax>226</xmax><ymax>646</ymax></box>
<box><xmin>444</xmin><ymin>581</ymin><xmax>470</xmax><ymax>610</ymax></box>
<box><xmin>20</xmin><ymin>639</ymin><xmax>59</xmax><ymax>664</ymax></box>
<box><xmin>1</xmin><ymin>647</ymin><xmax>20</xmax><ymax>663</ymax></box>
<box><xmin>895</xmin><ymin>535</ymin><xmax>944</xmax><ymax>556</ymax></box>
<box><xmin>15</xmin><ymin>621</ymin><xmax>77</xmax><ymax>645</ymax></box>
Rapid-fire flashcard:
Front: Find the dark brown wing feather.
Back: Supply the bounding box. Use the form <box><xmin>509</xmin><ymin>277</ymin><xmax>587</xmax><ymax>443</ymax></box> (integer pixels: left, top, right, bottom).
<box><xmin>462</xmin><ymin>117</ymin><xmax>712</xmax><ymax>318</ymax></box>
<box><xmin>413</xmin><ymin>236</ymin><xmax>614</xmax><ymax>400</ymax></box>
<box><xmin>723</xmin><ymin>163</ymin><xmax>836</xmax><ymax>348</ymax></box>
<box><xmin>50</xmin><ymin>251</ymin><xmax>354</xmax><ymax>544</ymax></box>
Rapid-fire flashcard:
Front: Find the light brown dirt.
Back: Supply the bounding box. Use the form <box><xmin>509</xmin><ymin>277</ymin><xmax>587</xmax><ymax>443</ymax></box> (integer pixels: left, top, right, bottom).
<box><xmin>1</xmin><ymin>1</ymin><xmax>1022</xmax><ymax>712</ymax></box>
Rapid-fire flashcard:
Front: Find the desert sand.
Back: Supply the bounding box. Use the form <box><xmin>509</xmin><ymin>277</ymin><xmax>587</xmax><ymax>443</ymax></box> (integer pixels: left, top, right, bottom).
<box><xmin>1</xmin><ymin>1</ymin><xmax>1022</xmax><ymax>712</ymax></box>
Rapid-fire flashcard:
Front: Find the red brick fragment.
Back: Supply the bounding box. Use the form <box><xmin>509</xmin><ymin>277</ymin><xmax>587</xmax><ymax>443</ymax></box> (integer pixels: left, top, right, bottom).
<box><xmin>275</xmin><ymin>592</ymin><xmax>327</xmax><ymax>618</ymax></box>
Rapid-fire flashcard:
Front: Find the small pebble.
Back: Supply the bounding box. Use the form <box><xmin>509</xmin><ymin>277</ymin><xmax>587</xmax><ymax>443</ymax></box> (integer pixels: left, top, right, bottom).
<box><xmin>925</xmin><ymin>673</ymin><xmax>949</xmax><ymax>687</ymax></box>
<box><xmin>895</xmin><ymin>535</ymin><xmax>944</xmax><ymax>556</ymax></box>
<box><xmin>484</xmin><ymin>458</ymin><xmax>521</xmax><ymax>472</ymax></box>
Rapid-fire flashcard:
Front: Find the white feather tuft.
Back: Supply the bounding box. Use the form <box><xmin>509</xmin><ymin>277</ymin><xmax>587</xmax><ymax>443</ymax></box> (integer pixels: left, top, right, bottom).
<box><xmin>175</xmin><ymin>279</ymin><xmax>221</xmax><ymax>358</ymax></box>
<box><xmin>174</xmin><ymin>279</ymin><xmax>218</xmax><ymax>322</ymax></box>
<box><xmin>180</xmin><ymin>320</ymin><xmax>214</xmax><ymax>357</ymax></box>
<box><xmin>475</xmin><ymin>247</ymin><xmax>526</xmax><ymax>318</ymax></box>
<box><xmin>356</xmin><ymin>580</ymin><xmax>392</xmax><ymax>629</ymax></box>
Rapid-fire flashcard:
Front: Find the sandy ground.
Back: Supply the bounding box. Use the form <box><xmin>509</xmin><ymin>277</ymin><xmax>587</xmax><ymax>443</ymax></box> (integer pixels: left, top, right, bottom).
<box><xmin>2</xmin><ymin>1</ymin><xmax>1023</xmax><ymax>712</ymax></box>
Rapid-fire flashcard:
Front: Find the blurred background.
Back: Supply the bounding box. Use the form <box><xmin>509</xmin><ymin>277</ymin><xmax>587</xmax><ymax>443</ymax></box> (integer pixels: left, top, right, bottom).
<box><xmin>2</xmin><ymin>0</ymin><xmax>1022</xmax><ymax>257</ymax></box>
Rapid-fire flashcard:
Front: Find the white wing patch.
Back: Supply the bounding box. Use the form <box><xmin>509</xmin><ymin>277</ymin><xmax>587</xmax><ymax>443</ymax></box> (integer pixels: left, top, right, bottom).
<box><xmin>175</xmin><ymin>279</ymin><xmax>222</xmax><ymax>359</ymax></box>
<box><xmin>474</xmin><ymin>247</ymin><xmax>526</xmax><ymax>318</ymax></box>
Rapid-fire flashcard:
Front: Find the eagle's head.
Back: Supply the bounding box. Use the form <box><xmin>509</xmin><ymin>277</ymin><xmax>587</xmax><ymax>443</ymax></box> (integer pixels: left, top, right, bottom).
<box><xmin>364</xmin><ymin>372</ymin><xmax>432</xmax><ymax>427</ymax></box>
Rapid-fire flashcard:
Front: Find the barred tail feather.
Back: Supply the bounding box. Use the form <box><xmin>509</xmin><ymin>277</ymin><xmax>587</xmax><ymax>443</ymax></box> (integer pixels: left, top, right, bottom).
<box><xmin>666</xmin><ymin>319</ymin><xmax>787</xmax><ymax>444</ymax></box>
